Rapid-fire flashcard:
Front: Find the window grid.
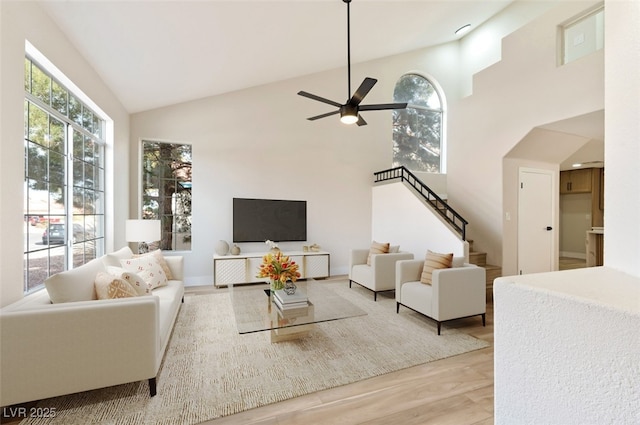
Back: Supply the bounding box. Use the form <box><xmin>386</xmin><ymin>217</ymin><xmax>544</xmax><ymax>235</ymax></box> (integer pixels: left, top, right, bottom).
<box><xmin>141</xmin><ymin>141</ymin><xmax>192</xmax><ymax>252</ymax></box>
<box><xmin>23</xmin><ymin>57</ymin><xmax>106</xmax><ymax>293</ymax></box>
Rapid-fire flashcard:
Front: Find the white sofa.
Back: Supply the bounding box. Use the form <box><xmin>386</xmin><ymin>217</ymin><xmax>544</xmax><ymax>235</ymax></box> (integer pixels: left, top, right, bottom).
<box><xmin>396</xmin><ymin>257</ymin><xmax>486</xmax><ymax>335</ymax></box>
<box><xmin>349</xmin><ymin>248</ymin><xmax>414</xmax><ymax>301</ymax></box>
<box><xmin>0</xmin><ymin>247</ymin><xmax>184</xmax><ymax>407</ymax></box>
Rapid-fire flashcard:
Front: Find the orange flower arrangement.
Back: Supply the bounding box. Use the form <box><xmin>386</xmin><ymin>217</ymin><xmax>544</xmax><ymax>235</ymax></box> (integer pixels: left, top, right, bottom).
<box><xmin>256</xmin><ymin>251</ymin><xmax>301</xmax><ymax>290</ymax></box>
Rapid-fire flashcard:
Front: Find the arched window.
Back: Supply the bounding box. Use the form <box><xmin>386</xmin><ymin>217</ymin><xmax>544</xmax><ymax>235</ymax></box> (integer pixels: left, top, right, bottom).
<box><xmin>392</xmin><ymin>74</ymin><xmax>444</xmax><ymax>173</ymax></box>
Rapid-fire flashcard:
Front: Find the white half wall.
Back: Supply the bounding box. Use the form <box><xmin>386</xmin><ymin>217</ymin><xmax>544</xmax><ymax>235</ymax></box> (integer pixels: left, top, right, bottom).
<box><xmin>494</xmin><ymin>268</ymin><xmax>640</xmax><ymax>424</ymax></box>
<box><xmin>371</xmin><ymin>182</ymin><xmax>467</xmax><ymax>261</ymax></box>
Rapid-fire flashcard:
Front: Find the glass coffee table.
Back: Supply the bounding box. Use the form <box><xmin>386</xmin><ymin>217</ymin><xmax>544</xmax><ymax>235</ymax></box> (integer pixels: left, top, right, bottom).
<box><xmin>229</xmin><ymin>279</ymin><xmax>367</xmax><ymax>342</ymax></box>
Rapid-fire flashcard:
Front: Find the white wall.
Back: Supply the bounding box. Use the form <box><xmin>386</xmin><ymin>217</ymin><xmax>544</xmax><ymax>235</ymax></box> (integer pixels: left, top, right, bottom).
<box><xmin>371</xmin><ymin>182</ymin><xmax>467</xmax><ymax>261</ymax></box>
<box><xmin>129</xmin><ymin>42</ymin><xmax>465</xmax><ymax>283</ymax></box>
<box><xmin>604</xmin><ymin>0</ymin><xmax>640</xmax><ymax>276</ymax></box>
<box><xmin>449</xmin><ymin>1</ymin><xmax>604</xmax><ymax>271</ymax></box>
<box><xmin>494</xmin><ymin>2</ymin><xmax>640</xmax><ymax>422</ymax></box>
<box><xmin>0</xmin><ymin>2</ymin><xmax>130</xmax><ymax>306</ymax></box>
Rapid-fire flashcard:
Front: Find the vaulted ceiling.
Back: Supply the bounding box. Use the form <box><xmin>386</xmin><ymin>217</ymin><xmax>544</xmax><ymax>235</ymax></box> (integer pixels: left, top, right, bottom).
<box><xmin>38</xmin><ymin>0</ymin><xmax>513</xmax><ymax>113</ymax></box>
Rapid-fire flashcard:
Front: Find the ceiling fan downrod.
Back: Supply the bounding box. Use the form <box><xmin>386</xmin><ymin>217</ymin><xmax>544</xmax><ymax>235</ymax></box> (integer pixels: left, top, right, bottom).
<box><xmin>345</xmin><ymin>0</ymin><xmax>352</xmax><ymax>100</ymax></box>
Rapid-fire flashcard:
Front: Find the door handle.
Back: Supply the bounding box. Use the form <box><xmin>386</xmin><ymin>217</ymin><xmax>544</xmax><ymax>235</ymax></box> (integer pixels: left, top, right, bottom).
<box><xmin>546</xmin><ymin>226</ymin><xmax>553</xmax><ymax>231</ymax></box>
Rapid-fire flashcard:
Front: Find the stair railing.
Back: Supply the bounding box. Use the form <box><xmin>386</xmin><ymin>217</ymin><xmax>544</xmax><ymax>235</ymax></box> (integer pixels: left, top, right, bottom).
<box><xmin>373</xmin><ymin>166</ymin><xmax>468</xmax><ymax>240</ymax></box>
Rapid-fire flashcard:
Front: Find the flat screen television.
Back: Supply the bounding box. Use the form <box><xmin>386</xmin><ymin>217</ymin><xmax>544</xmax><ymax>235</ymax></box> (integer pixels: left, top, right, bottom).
<box><xmin>233</xmin><ymin>198</ymin><xmax>307</xmax><ymax>242</ymax></box>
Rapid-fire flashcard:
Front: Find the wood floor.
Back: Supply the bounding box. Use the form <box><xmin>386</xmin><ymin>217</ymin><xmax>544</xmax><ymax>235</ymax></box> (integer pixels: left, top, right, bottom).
<box><xmin>196</xmin><ymin>282</ymin><xmax>495</xmax><ymax>425</ymax></box>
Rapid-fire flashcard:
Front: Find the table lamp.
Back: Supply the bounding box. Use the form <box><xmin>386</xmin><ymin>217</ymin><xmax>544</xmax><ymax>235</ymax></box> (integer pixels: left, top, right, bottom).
<box><xmin>126</xmin><ymin>219</ymin><xmax>161</xmax><ymax>254</ymax></box>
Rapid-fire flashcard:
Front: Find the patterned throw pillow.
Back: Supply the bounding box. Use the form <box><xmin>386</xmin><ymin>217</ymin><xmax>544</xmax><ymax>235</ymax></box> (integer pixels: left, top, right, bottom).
<box><xmin>367</xmin><ymin>241</ymin><xmax>390</xmax><ymax>266</ymax></box>
<box><xmin>420</xmin><ymin>250</ymin><xmax>453</xmax><ymax>285</ymax></box>
<box><xmin>94</xmin><ymin>272</ymin><xmax>138</xmax><ymax>300</ymax></box>
<box><xmin>120</xmin><ymin>256</ymin><xmax>168</xmax><ymax>291</ymax></box>
<box><xmin>106</xmin><ymin>266</ymin><xmax>150</xmax><ymax>296</ymax></box>
<box><xmin>133</xmin><ymin>249</ymin><xmax>174</xmax><ymax>280</ymax></box>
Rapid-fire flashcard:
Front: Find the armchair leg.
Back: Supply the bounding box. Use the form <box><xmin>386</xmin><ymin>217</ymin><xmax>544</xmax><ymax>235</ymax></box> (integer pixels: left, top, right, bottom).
<box><xmin>149</xmin><ymin>377</ymin><xmax>157</xmax><ymax>397</ymax></box>
<box><xmin>482</xmin><ymin>313</ymin><xmax>486</xmax><ymax>327</ymax></box>
<box><xmin>349</xmin><ymin>280</ymin><xmax>352</xmax><ymax>288</ymax></box>
<box><xmin>437</xmin><ymin>322</ymin><xmax>442</xmax><ymax>335</ymax></box>
<box><xmin>396</xmin><ymin>302</ymin><xmax>400</xmax><ymax>313</ymax></box>
<box><xmin>374</xmin><ymin>292</ymin><xmax>377</xmax><ymax>302</ymax></box>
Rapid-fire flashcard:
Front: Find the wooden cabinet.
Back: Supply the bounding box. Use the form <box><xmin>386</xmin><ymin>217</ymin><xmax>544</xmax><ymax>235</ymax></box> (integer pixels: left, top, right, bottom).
<box><xmin>559</xmin><ymin>168</ymin><xmax>604</xmax><ymax>228</ymax></box>
<box><xmin>560</xmin><ymin>168</ymin><xmax>592</xmax><ymax>193</ymax></box>
<box><xmin>213</xmin><ymin>251</ymin><xmax>330</xmax><ymax>287</ymax></box>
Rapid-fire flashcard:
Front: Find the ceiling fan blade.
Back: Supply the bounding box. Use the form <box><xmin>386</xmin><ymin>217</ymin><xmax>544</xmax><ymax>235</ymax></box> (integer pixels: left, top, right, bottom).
<box><xmin>359</xmin><ymin>102</ymin><xmax>408</xmax><ymax>111</ymax></box>
<box><xmin>349</xmin><ymin>78</ymin><xmax>377</xmax><ymax>106</ymax></box>
<box><xmin>298</xmin><ymin>91</ymin><xmax>343</xmax><ymax>108</ymax></box>
<box><xmin>356</xmin><ymin>115</ymin><xmax>367</xmax><ymax>126</ymax></box>
<box><xmin>307</xmin><ymin>110</ymin><xmax>340</xmax><ymax>121</ymax></box>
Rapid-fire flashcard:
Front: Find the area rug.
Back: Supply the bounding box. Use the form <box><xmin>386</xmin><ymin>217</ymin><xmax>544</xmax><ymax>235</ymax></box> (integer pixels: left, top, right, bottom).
<box><xmin>21</xmin><ymin>280</ymin><xmax>489</xmax><ymax>425</ymax></box>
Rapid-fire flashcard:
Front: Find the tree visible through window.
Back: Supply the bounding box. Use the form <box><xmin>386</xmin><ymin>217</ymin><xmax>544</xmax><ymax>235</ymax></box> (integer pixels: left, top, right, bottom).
<box><xmin>392</xmin><ymin>74</ymin><xmax>444</xmax><ymax>173</ymax></box>
<box><xmin>142</xmin><ymin>141</ymin><xmax>192</xmax><ymax>251</ymax></box>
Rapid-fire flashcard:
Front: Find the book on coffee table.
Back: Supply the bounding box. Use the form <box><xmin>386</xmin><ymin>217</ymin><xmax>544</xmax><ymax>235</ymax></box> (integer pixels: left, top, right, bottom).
<box><xmin>274</xmin><ymin>289</ymin><xmax>308</xmax><ymax>310</ymax></box>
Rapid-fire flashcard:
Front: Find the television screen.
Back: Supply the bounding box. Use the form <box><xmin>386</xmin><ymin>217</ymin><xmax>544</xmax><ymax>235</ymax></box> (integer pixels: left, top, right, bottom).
<box><xmin>233</xmin><ymin>198</ymin><xmax>307</xmax><ymax>242</ymax></box>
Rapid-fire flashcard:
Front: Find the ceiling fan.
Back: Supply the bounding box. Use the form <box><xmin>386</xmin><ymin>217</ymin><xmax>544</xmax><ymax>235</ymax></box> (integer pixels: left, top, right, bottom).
<box><xmin>298</xmin><ymin>0</ymin><xmax>408</xmax><ymax>126</ymax></box>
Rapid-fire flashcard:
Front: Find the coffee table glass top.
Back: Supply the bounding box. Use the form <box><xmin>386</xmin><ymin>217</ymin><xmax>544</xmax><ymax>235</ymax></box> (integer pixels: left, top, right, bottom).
<box><xmin>229</xmin><ymin>279</ymin><xmax>367</xmax><ymax>334</ymax></box>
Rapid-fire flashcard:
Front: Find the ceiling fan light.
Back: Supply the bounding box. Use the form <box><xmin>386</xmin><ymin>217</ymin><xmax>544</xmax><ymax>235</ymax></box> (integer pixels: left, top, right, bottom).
<box><xmin>340</xmin><ymin>104</ymin><xmax>358</xmax><ymax>124</ymax></box>
<box><xmin>340</xmin><ymin>113</ymin><xmax>358</xmax><ymax>125</ymax></box>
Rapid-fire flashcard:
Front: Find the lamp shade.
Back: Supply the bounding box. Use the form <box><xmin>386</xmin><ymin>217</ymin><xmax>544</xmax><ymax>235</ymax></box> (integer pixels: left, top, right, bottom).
<box><xmin>125</xmin><ymin>219</ymin><xmax>161</xmax><ymax>242</ymax></box>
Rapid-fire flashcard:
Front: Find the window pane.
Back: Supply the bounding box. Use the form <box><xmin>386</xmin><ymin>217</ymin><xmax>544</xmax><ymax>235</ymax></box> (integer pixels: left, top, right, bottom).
<box><xmin>49</xmin><ymin>116</ymin><xmax>65</xmax><ymax>153</ymax></box>
<box><xmin>142</xmin><ymin>140</ymin><xmax>192</xmax><ymax>251</ymax></box>
<box><xmin>68</xmin><ymin>95</ymin><xmax>82</xmax><ymax>126</ymax></box>
<box><xmin>27</xmin><ymin>103</ymin><xmax>48</xmax><ymax>145</ymax></box>
<box><xmin>24</xmin><ymin>59</ymin><xmax>31</xmax><ymax>93</ymax></box>
<box><xmin>393</xmin><ymin>74</ymin><xmax>444</xmax><ymax>173</ymax></box>
<box><xmin>51</xmin><ymin>80</ymin><xmax>68</xmax><ymax>116</ymax></box>
<box><xmin>31</xmin><ymin>64</ymin><xmax>51</xmax><ymax>105</ymax></box>
<box><xmin>26</xmin><ymin>141</ymin><xmax>48</xmax><ymax>182</ymax></box>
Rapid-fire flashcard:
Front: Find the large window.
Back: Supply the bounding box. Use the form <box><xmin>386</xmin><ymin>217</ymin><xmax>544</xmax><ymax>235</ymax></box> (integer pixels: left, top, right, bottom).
<box><xmin>23</xmin><ymin>57</ymin><xmax>105</xmax><ymax>293</ymax></box>
<box><xmin>141</xmin><ymin>141</ymin><xmax>192</xmax><ymax>251</ymax></box>
<box><xmin>392</xmin><ymin>73</ymin><xmax>444</xmax><ymax>173</ymax></box>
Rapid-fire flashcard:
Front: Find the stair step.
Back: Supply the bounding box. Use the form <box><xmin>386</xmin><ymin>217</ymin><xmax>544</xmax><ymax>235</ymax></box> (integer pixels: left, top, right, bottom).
<box><xmin>483</xmin><ymin>264</ymin><xmax>501</xmax><ymax>303</ymax></box>
<box><xmin>469</xmin><ymin>251</ymin><xmax>487</xmax><ymax>267</ymax></box>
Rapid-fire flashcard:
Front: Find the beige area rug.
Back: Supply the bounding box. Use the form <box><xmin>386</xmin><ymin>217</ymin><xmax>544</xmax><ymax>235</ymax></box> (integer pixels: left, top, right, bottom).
<box><xmin>21</xmin><ymin>280</ymin><xmax>489</xmax><ymax>425</ymax></box>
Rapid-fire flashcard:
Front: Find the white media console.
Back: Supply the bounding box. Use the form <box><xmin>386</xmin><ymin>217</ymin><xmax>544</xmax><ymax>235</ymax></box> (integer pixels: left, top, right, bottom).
<box><xmin>213</xmin><ymin>250</ymin><xmax>330</xmax><ymax>287</ymax></box>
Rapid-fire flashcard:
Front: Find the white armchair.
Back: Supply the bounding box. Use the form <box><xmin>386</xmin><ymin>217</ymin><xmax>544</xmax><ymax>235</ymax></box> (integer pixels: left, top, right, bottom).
<box><xmin>349</xmin><ymin>249</ymin><xmax>414</xmax><ymax>301</ymax></box>
<box><xmin>395</xmin><ymin>258</ymin><xmax>486</xmax><ymax>335</ymax></box>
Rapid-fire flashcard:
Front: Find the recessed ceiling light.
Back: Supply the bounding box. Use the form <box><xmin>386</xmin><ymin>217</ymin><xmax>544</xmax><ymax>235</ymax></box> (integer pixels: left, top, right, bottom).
<box><xmin>455</xmin><ymin>24</ymin><xmax>471</xmax><ymax>36</ymax></box>
<box><xmin>572</xmin><ymin>163</ymin><xmax>582</xmax><ymax>168</ymax></box>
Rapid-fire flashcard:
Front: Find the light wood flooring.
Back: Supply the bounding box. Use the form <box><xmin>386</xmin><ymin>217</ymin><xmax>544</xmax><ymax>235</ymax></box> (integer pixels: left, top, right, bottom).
<box><xmin>194</xmin><ymin>280</ymin><xmax>495</xmax><ymax>425</ymax></box>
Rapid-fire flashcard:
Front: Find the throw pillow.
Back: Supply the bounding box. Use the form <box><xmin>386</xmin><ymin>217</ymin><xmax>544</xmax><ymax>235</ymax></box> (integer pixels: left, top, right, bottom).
<box><xmin>94</xmin><ymin>272</ymin><xmax>138</xmax><ymax>300</ymax></box>
<box><xmin>120</xmin><ymin>256</ymin><xmax>168</xmax><ymax>291</ymax></box>
<box><xmin>133</xmin><ymin>249</ymin><xmax>174</xmax><ymax>280</ymax></box>
<box><xmin>107</xmin><ymin>266</ymin><xmax>150</xmax><ymax>296</ymax></box>
<box><xmin>44</xmin><ymin>257</ymin><xmax>104</xmax><ymax>303</ymax></box>
<box><xmin>367</xmin><ymin>241</ymin><xmax>390</xmax><ymax>266</ymax></box>
<box><xmin>102</xmin><ymin>246</ymin><xmax>134</xmax><ymax>267</ymax></box>
<box><xmin>420</xmin><ymin>250</ymin><xmax>453</xmax><ymax>285</ymax></box>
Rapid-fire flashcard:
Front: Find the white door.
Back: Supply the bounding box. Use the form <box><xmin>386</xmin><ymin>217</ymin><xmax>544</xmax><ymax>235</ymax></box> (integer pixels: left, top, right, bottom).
<box><xmin>518</xmin><ymin>168</ymin><xmax>554</xmax><ymax>274</ymax></box>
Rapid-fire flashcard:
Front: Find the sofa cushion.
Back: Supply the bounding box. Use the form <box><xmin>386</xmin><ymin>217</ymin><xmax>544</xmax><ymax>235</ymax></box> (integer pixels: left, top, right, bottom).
<box><xmin>102</xmin><ymin>246</ymin><xmax>134</xmax><ymax>267</ymax></box>
<box><xmin>367</xmin><ymin>241</ymin><xmax>390</xmax><ymax>265</ymax></box>
<box><xmin>44</xmin><ymin>257</ymin><xmax>105</xmax><ymax>303</ymax></box>
<box><xmin>120</xmin><ymin>256</ymin><xmax>168</xmax><ymax>290</ymax></box>
<box><xmin>420</xmin><ymin>251</ymin><xmax>453</xmax><ymax>285</ymax></box>
<box><xmin>133</xmin><ymin>250</ymin><xmax>174</xmax><ymax>280</ymax></box>
<box><xmin>94</xmin><ymin>272</ymin><xmax>138</xmax><ymax>299</ymax></box>
<box><xmin>107</xmin><ymin>266</ymin><xmax>150</xmax><ymax>296</ymax></box>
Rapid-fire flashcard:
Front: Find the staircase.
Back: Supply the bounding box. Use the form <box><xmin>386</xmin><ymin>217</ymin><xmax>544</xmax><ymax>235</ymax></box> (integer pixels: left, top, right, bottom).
<box><xmin>467</xmin><ymin>240</ymin><xmax>501</xmax><ymax>303</ymax></box>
